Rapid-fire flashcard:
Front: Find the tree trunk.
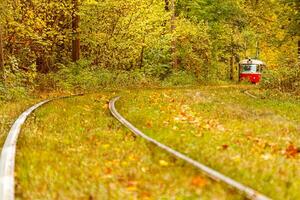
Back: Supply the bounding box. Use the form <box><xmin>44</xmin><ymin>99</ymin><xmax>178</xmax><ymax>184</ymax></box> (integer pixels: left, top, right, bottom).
<box><xmin>255</xmin><ymin>40</ymin><xmax>260</xmax><ymax>59</ymax></box>
<box><xmin>229</xmin><ymin>34</ymin><xmax>234</xmax><ymax>80</ymax></box>
<box><xmin>72</xmin><ymin>0</ymin><xmax>80</xmax><ymax>62</ymax></box>
<box><xmin>230</xmin><ymin>56</ymin><xmax>235</xmax><ymax>80</ymax></box>
<box><xmin>170</xmin><ymin>0</ymin><xmax>178</xmax><ymax>69</ymax></box>
<box><xmin>139</xmin><ymin>36</ymin><xmax>145</xmax><ymax>69</ymax></box>
<box><xmin>164</xmin><ymin>0</ymin><xmax>169</xmax><ymax>11</ymax></box>
<box><xmin>298</xmin><ymin>39</ymin><xmax>300</xmax><ymax>61</ymax></box>
<box><xmin>0</xmin><ymin>25</ymin><xmax>4</xmax><ymax>82</ymax></box>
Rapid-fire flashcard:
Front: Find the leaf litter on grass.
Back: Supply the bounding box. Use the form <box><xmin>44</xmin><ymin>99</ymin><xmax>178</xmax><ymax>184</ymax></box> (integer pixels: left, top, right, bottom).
<box><xmin>119</xmin><ymin>87</ymin><xmax>300</xmax><ymax>200</ymax></box>
<box><xmin>15</xmin><ymin>93</ymin><xmax>242</xmax><ymax>200</ymax></box>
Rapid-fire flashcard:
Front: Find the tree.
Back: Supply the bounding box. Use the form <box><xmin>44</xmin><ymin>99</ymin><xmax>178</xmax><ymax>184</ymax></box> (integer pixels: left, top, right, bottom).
<box><xmin>164</xmin><ymin>0</ymin><xmax>178</xmax><ymax>69</ymax></box>
<box><xmin>0</xmin><ymin>0</ymin><xmax>6</xmax><ymax>82</ymax></box>
<box><xmin>170</xmin><ymin>0</ymin><xmax>178</xmax><ymax>69</ymax></box>
<box><xmin>178</xmin><ymin>0</ymin><xmax>246</xmax><ymax>80</ymax></box>
<box><xmin>72</xmin><ymin>0</ymin><xmax>80</xmax><ymax>62</ymax></box>
<box><xmin>0</xmin><ymin>25</ymin><xmax>4</xmax><ymax>80</ymax></box>
<box><xmin>285</xmin><ymin>0</ymin><xmax>300</xmax><ymax>60</ymax></box>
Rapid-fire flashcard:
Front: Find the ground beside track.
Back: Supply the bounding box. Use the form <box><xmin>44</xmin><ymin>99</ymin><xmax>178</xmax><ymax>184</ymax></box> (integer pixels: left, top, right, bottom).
<box><xmin>0</xmin><ymin>98</ymin><xmax>39</xmax><ymax>148</ymax></box>
<box><xmin>14</xmin><ymin>92</ymin><xmax>240</xmax><ymax>199</ymax></box>
<box><xmin>118</xmin><ymin>86</ymin><xmax>300</xmax><ymax>200</ymax></box>
<box><xmin>1</xmin><ymin>86</ymin><xmax>298</xmax><ymax>199</ymax></box>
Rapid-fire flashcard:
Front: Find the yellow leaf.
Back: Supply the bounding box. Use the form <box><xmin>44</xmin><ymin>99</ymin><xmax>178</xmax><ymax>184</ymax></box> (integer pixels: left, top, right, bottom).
<box><xmin>127</xmin><ymin>186</ymin><xmax>137</xmax><ymax>191</ymax></box>
<box><xmin>159</xmin><ymin>160</ymin><xmax>169</xmax><ymax>166</ymax></box>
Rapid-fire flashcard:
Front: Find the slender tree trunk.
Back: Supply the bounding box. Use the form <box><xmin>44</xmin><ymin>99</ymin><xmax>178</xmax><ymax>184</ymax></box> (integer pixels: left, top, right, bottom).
<box><xmin>255</xmin><ymin>40</ymin><xmax>260</xmax><ymax>59</ymax></box>
<box><xmin>0</xmin><ymin>25</ymin><xmax>4</xmax><ymax>82</ymax></box>
<box><xmin>139</xmin><ymin>36</ymin><xmax>145</xmax><ymax>69</ymax></box>
<box><xmin>164</xmin><ymin>0</ymin><xmax>169</xmax><ymax>11</ymax></box>
<box><xmin>72</xmin><ymin>0</ymin><xmax>80</xmax><ymax>62</ymax></box>
<box><xmin>244</xmin><ymin>41</ymin><xmax>247</xmax><ymax>59</ymax></box>
<box><xmin>229</xmin><ymin>34</ymin><xmax>234</xmax><ymax>80</ymax></box>
<box><xmin>298</xmin><ymin>39</ymin><xmax>300</xmax><ymax>61</ymax></box>
<box><xmin>170</xmin><ymin>0</ymin><xmax>178</xmax><ymax>69</ymax></box>
<box><xmin>230</xmin><ymin>56</ymin><xmax>235</xmax><ymax>80</ymax></box>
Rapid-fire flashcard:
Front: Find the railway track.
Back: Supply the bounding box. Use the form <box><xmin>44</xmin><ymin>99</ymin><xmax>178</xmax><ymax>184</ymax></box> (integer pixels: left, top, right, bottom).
<box><xmin>0</xmin><ymin>92</ymin><xmax>272</xmax><ymax>200</ymax></box>
<box><xmin>109</xmin><ymin>96</ymin><xmax>271</xmax><ymax>200</ymax></box>
<box><xmin>243</xmin><ymin>90</ymin><xmax>259</xmax><ymax>99</ymax></box>
<box><xmin>0</xmin><ymin>99</ymin><xmax>50</xmax><ymax>200</ymax></box>
<box><xmin>0</xmin><ymin>94</ymin><xmax>83</xmax><ymax>200</ymax></box>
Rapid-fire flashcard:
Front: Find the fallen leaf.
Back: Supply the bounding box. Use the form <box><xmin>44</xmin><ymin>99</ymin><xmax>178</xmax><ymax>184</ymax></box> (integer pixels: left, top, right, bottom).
<box><xmin>191</xmin><ymin>176</ymin><xmax>207</xmax><ymax>187</ymax></box>
<box><xmin>285</xmin><ymin>144</ymin><xmax>299</xmax><ymax>158</ymax></box>
<box><xmin>104</xmin><ymin>167</ymin><xmax>112</xmax><ymax>174</ymax></box>
<box><xmin>222</xmin><ymin>144</ymin><xmax>229</xmax><ymax>150</ymax></box>
<box><xmin>127</xmin><ymin>180</ymin><xmax>138</xmax><ymax>187</ymax></box>
<box><xmin>159</xmin><ymin>160</ymin><xmax>169</xmax><ymax>167</ymax></box>
<box><xmin>146</xmin><ymin>121</ymin><xmax>152</xmax><ymax>128</ymax></box>
<box><xmin>141</xmin><ymin>167</ymin><xmax>147</xmax><ymax>172</ymax></box>
<box><xmin>217</xmin><ymin>124</ymin><xmax>226</xmax><ymax>132</ymax></box>
<box><xmin>102</xmin><ymin>103</ymin><xmax>108</xmax><ymax>109</ymax></box>
<box><xmin>261</xmin><ymin>153</ymin><xmax>272</xmax><ymax>161</ymax></box>
<box><xmin>126</xmin><ymin>186</ymin><xmax>137</xmax><ymax>191</ymax></box>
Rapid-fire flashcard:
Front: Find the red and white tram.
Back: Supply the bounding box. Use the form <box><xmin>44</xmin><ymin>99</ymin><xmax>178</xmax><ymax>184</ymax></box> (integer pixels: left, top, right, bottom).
<box><xmin>239</xmin><ymin>59</ymin><xmax>265</xmax><ymax>84</ymax></box>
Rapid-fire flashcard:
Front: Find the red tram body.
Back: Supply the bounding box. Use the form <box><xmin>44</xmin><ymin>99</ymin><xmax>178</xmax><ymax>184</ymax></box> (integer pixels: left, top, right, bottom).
<box><xmin>239</xmin><ymin>59</ymin><xmax>265</xmax><ymax>84</ymax></box>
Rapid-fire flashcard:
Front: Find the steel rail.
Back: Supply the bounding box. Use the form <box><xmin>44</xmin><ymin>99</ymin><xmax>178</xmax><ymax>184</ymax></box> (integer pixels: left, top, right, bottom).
<box><xmin>109</xmin><ymin>96</ymin><xmax>271</xmax><ymax>200</ymax></box>
<box><xmin>0</xmin><ymin>94</ymin><xmax>83</xmax><ymax>200</ymax></box>
<box><xmin>243</xmin><ymin>90</ymin><xmax>258</xmax><ymax>99</ymax></box>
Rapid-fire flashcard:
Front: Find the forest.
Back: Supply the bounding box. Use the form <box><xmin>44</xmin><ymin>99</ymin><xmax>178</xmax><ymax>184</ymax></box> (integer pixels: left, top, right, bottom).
<box><xmin>0</xmin><ymin>0</ymin><xmax>299</xmax><ymax>98</ymax></box>
<box><xmin>0</xmin><ymin>1</ymin><xmax>300</xmax><ymax>200</ymax></box>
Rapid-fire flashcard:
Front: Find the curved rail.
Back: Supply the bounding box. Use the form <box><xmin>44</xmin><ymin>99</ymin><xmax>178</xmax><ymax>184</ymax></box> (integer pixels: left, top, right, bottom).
<box><xmin>243</xmin><ymin>90</ymin><xmax>258</xmax><ymax>99</ymax></box>
<box><xmin>0</xmin><ymin>94</ymin><xmax>83</xmax><ymax>200</ymax></box>
<box><xmin>109</xmin><ymin>96</ymin><xmax>271</xmax><ymax>200</ymax></box>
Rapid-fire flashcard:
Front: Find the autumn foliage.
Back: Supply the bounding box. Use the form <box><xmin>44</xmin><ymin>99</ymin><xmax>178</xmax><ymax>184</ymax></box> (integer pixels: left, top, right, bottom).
<box><xmin>0</xmin><ymin>0</ymin><xmax>299</xmax><ymax>96</ymax></box>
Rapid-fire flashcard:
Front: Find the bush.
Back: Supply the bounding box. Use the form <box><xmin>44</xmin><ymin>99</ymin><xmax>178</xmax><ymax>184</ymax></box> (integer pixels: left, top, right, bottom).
<box><xmin>261</xmin><ymin>64</ymin><xmax>300</xmax><ymax>95</ymax></box>
<box><xmin>162</xmin><ymin>70</ymin><xmax>198</xmax><ymax>86</ymax></box>
<box><xmin>0</xmin><ymin>56</ymin><xmax>36</xmax><ymax>100</ymax></box>
<box><xmin>35</xmin><ymin>59</ymin><xmax>161</xmax><ymax>92</ymax></box>
<box><xmin>0</xmin><ymin>82</ymin><xmax>28</xmax><ymax>101</ymax></box>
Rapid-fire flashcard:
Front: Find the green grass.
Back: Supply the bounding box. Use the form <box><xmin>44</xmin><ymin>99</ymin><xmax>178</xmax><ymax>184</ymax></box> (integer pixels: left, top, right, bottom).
<box><xmin>3</xmin><ymin>86</ymin><xmax>298</xmax><ymax>199</ymax></box>
<box><xmin>118</xmin><ymin>86</ymin><xmax>300</xmax><ymax>200</ymax></box>
<box><xmin>0</xmin><ymin>98</ymin><xmax>39</xmax><ymax>148</ymax></box>
<box><xmin>14</xmin><ymin>93</ymin><xmax>240</xmax><ymax>199</ymax></box>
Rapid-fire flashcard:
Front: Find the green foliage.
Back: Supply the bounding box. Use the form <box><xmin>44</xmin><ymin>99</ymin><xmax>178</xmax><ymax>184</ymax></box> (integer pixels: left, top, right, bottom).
<box><xmin>0</xmin><ymin>56</ymin><xmax>37</xmax><ymax>100</ymax></box>
<box><xmin>262</xmin><ymin>64</ymin><xmax>300</xmax><ymax>95</ymax></box>
<box><xmin>1</xmin><ymin>0</ymin><xmax>73</xmax><ymax>72</ymax></box>
<box><xmin>80</xmin><ymin>0</ymin><xmax>170</xmax><ymax>71</ymax></box>
<box><xmin>177</xmin><ymin>0</ymin><xmax>299</xmax><ymax>87</ymax></box>
<box><xmin>36</xmin><ymin>59</ymin><xmax>161</xmax><ymax>91</ymax></box>
<box><xmin>162</xmin><ymin>70</ymin><xmax>197</xmax><ymax>86</ymax></box>
<box><xmin>0</xmin><ymin>0</ymin><xmax>299</xmax><ymax>94</ymax></box>
<box><xmin>175</xmin><ymin>19</ymin><xmax>211</xmax><ymax>79</ymax></box>
<box><xmin>142</xmin><ymin>41</ymin><xmax>172</xmax><ymax>79</ymax></box>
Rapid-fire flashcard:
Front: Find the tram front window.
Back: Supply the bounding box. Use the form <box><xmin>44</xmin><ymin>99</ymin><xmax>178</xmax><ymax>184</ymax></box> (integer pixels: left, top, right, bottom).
<box><xmin>242</xmin><ymin>64</ymin><xmax>257</xmax><ymax>73</ymax></box>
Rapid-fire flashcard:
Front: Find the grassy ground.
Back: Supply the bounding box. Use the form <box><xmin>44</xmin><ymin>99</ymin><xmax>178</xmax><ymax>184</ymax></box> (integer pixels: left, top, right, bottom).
<box><xmin>14</xmin><ymin>93</ymin><xmax>240</xmax><ymax>199</ymax></box>
<box><xmin>2</xmin><ymin>86</ymin><xmax>298</xmax><ymax>199</ymax></box>
<box><xmin>0</xmin><ymin>98</ymin><xmax>39</xmax><ymax>148</ymax></box>
<box><xmin>118</xmin><ymin>86</ymin><xmax>300</xmax><ymax>200</ymax></box>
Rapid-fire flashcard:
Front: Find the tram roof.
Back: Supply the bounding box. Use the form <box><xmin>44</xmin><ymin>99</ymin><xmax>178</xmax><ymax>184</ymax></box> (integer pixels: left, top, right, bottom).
<box><xmin>239</xmin><ymin>59</ymin><xmax>265</xmax><ymax>65</ymax></box>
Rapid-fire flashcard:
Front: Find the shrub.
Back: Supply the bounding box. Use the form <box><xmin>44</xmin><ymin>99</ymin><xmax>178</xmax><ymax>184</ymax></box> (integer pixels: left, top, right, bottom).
<box><xmin>35</xmin><ymin>59</ymin><xmax>161</xmax><ymax>92</ymax></box>
<box><xmin>261</xmin><ymin>63</ymin><xmax>300</xmax><ymax>95</ymax></box>
<box><xmin>0</xmin><ymin>56</ymin><xmax>36</xmax><ymax>100</ymax></box>
<box><xmin>162</xmin><ymin>70</ymin><xmax>198</xmax><ymax>86</ymax></box>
